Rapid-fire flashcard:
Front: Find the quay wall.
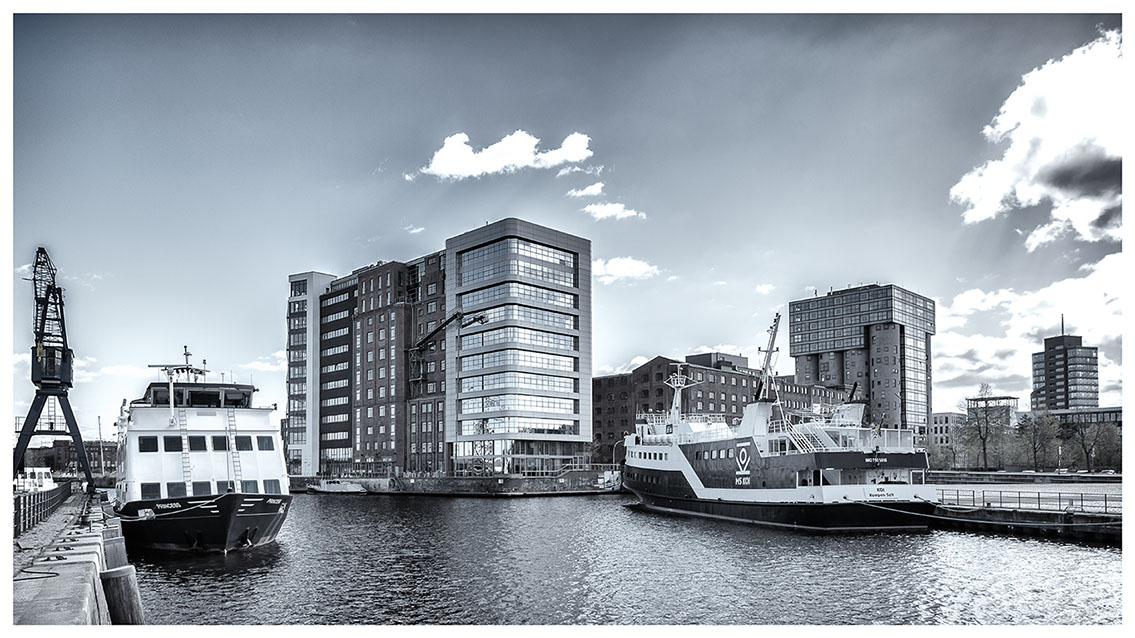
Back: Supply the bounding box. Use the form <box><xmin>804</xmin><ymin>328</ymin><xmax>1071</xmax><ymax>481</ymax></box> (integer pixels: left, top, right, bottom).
<box><xmin>12</xmin><ymin>493</ymin><xmax>138</xmax><ymax>624</ymax></box>
<box><xmin>292</xmin><ymin>470</ymin><xmax>621</xmax><ymax>496</ymax></box>
<box><xmin>930</xmin><ymin>505</ymin><xmax>1121</xmax><ymax>545</ymax></box>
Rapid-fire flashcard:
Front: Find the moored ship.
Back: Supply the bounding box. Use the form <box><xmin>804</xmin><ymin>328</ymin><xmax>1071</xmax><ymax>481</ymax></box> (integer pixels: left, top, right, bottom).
<box><xmin>622</xmin><ymin>314</ymin><xmax>937</xmax><ymax>533</ymax></box>
<box><xmin>113</xmin><ymin>355</ymin><xmax>291</xmax><ymax>551</ymax></box>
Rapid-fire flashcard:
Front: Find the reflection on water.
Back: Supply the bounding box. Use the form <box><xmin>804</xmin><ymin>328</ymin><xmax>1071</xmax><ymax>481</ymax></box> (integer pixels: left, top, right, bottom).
<box><xmin>133</xmin><ymin>493</ymin><xmax>1122</xmax><ymax>625</ymax></box>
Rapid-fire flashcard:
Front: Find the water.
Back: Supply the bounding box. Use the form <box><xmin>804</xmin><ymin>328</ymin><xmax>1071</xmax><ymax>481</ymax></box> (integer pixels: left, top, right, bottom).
<box><xmin>131</xmin><ymin>493</ymin><xmax>1122</xmax><ymax>625</ymax></box>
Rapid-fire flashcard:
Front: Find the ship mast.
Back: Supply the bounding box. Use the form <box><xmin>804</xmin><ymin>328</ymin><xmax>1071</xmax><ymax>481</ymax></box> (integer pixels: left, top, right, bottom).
<box><xmin>665</xmin><ymin>363</ymin><xmax>700</xmax><ymax>423</ymax></box>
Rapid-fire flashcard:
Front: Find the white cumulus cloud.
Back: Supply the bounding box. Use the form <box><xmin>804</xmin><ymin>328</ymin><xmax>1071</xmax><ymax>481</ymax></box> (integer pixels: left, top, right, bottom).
<box><xmin>582</xmin><ymin>202</ymin><xmax>646</xmax><ymax>221</ymax></box>
<box><xmin>557</xmin><ymin>165</ymin><xmax>604</xmax><ymax>178</ymax></box>
<box><xmin>404</xmin><ymin>225</ymin><xmax>425</xmax><ymax>234</ymax></box>
<box><xmin>592</xmin><ymin>257</ymin><xmax>660</xmax><ymax>285</ymax></box>
<box><xmin>417</xmin><ymin>130</ymin><xmax>592</xmax><ymax>180</ymax></box>
<box><xmin>566</xmin><ymin>182</ymin><xmax>604</xmax><ymax>198</ymax></box>
<box><xmin>933</xmin><ymin>251</ymin><xmax>1122</xmax><ymax>409</ymax></box>
<box><xmin>239</xmin><ymin>351</ymin><xmax>288</xmax><ymax>373</ymax></box>
<box><xmin>950</xmin><ymin>30</ymin><xmax>1122</xmax><ymax>252</ymax></box>
<box><xmin>754</xmin><ymin>284</ymin><xmax>776</xmax><ymax>295</ymax></box>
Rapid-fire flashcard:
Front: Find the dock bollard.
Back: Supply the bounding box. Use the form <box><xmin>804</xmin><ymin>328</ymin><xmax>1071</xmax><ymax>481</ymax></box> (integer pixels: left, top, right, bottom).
<box><xmin>103</xmin><ymin>536</ymin><xmax>129</xmax><ymax>570</ymax></box>
<box><xmin>100</xmin><ymin>564</ymin><xmax>145</xmax><ymax>625</ymax></box>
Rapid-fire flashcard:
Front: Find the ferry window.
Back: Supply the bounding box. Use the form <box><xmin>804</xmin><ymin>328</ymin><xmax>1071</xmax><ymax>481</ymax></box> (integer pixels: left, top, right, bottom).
<box><xmin>728</xmin><ymin>449</ymin><xmax>735</xmax><ymax>458</ymax></box>
<box><xmin>140</xmin><ymin>483</ymin><xmax>161</xmax><ymax>499</ymax></box>
<box><xmin>224</xmin><ymin>391</ymin><xmax>248</xmax><ymax>408</ymax></box>
<box><xmin>217</xmin><ymin>480</ymin><xmax>234</xmax><ymax>493</ymax></box>
<box><xmin>235</xmin><ymin>436</ymin><xmax>253</xmax><ymax>451</ymax></box>
<box><xmin>138</xmin><ymin>436</ymin><xmax>158</xmax><ymax>453</ymax></box>
<box><xmin>188</xmin><ymin>436</ymin><xmax>207</xmax><ymax>451</ymax></box>
<box><xmin>711</xmin><ymin>450</ymin><xmax>717</xmax><ymax>459</ymax></box>
<box><xmin>188</xmin><ymin>391</ymin><xmax>221</xmax><ymax>407</ymax></box>
<box><xmin>695</xmin><ymin>451</ymin><xmax>701</xmax><ymax>460</ymax></box>
<box><xmin>192</xmin><ymin>481</ymin><xmax>212</xmax><ymax>496</ymax></box>
<box><xmin>257</xmin><ymin>436</ymin><xmax>275</xmax><ymax>451</ymax></box>
<box><xmin>212</xmin><ymin>436</ymin><xmax>229</xmax><ymax>451</ymax></box>
<box><xmin>264</xmin><ymin>479</ymin><xmax>282</xmax><ymax>494</ymax></box>
<box><xmin>241</xmin><ymin>480</ymin><xmax>259</xmax><ymax>493</ymax></box>
<box><xmin>167</xmin><ymin>482</ymin><xmax>187</xmax><ymax>498</ymax></box>
<box><xmin>163</xmin><ymin>436</ymin><xmax>183</xmax><ymax>452</ymax></box>
<box><xmin>152</xmin><ymin>388</ymin><xmax>169</xmax><ymax>405</ymax></box>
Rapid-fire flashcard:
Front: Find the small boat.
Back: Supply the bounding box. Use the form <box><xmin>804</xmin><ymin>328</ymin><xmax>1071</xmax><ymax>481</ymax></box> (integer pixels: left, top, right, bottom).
<box><xmin>14</xmin><ymin>467</ymin><xmax>58</xmax><ymax>493</ymax></box>
<box><xmin>622</xmin><ymin>314</ymin><xmax>938</xmax><ymax>533</ymax></box>
<box><xmin>307</xmin><ymin>479</ymin><xmax>367</xmax><ymax>494</ymax></box>
<box><xmin>113</xmin><ymin>356</ymin><xmax>292</xmax><ymax>552</ymax></box>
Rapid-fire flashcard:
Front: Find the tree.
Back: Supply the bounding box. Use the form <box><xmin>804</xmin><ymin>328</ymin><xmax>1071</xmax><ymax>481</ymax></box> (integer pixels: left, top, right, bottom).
<box><xmin>957</xmin><ymin>384</ymin><xmax>1001</xmax><ymax>470</ymax></box>
<box><xmin>1015</xmin><ymin>412</ymin><xmax>1060</xmax><ymax>471</ymax></box>
<box><xmin>1066</xmin><ymin>419</ymin><xmax>1119</xmax><ymax>473</ymax></box>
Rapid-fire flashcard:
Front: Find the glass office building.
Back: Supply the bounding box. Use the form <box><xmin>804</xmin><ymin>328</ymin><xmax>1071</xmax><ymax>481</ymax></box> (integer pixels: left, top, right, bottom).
<box><xmin>789</xmin><ymin>284</ymin><xmax>935</xmax><ymax>434</ymax></box>
<box><xmin>1031</xmin><ymin>334</ymin><xmax>1099</xmax><ymax>410</ymax></box>
<box><xmin>446</xmin><ymin>219</ymin><xmax>592</xmax><ymax>474</ymax></box>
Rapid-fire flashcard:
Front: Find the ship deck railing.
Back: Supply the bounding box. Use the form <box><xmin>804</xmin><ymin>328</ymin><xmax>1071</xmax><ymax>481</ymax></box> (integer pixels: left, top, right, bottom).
<box><xmin>636</xmin><ymin>412</ymin><xmax>729</xmax><ymax>427</ymax></box>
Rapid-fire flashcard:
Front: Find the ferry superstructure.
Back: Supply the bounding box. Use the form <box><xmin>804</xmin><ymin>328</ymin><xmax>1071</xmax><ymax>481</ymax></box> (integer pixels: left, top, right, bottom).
<box><xmin>622</xmin><ymin>314</ymin><xmax>937</xmax><ymax>532</ymax></box>
<box><xmin>114</xmin><ymin>359</ymin><xmax>291</xmax><ymax>551</ymax></box>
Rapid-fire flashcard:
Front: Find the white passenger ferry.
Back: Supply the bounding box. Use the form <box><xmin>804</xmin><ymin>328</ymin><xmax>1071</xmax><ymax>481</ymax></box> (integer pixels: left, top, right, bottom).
<box><xmin>114</xmin><ymin>360</ymin><xmax>291</xmax><ymax>551</ymax></box>
<box><xmin>622</xmin><ymin>315</ymin><xmax>938</xmax><ymax>533</ymax></box>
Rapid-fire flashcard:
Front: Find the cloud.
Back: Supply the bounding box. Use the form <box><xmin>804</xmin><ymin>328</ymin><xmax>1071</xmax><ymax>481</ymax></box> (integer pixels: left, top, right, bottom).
<box><xmin>712</xmin><ymin>280</ymin><xmax>727</xmax><ymax>287</ymax></box>
<box><xmin>566</xmin><ymin>182</ymin><xmax>604</xmax><ymax>198</ymax></box>
<box><xmin>404</xmin><ymin>225</ymin><xmax>425</xmax><ymax>234</ymax></box>
<box><xmin>557</xmin><ymin>165</ymin><xmax>604</xmax><ymax>178</ymax></box>
<box><xmin>15</xmin><ymin>263</ymin><xmax>32</xmax><ymax>276</ymax></box>
<box><xmin>596</xmin><ymin>355</ymin><xmax>651</xmax><ymax>376</ymax></box>
<box><xmin>754</xmin><ymin>284</ymin><xmax>776</xmax><ymax>295</ymax></box>
<box><xmin>932</xmin><ymin>252</ymin><xmax>1122</xmax><ymax>410</ymax></box>
<box><xmin>582</xmin><ymin>202</ymin><xmax>646</xmax><ymax>221</ymax></box>
<box><xmin>592</xmin><ymin>257</ymin><xmax>660</xmax><ymax>285</ymax></box>
<box><xmin>59</xmin><ymin>272</ymin><xmax>107</xmax><ymax>291</ymax></box>
<box><xmin>666</xmin><ymin>276</ymin><xmax>679</xmax><ymax>282</ymax></box>
<box><xmin>950</xmin><ymin>30</ymin><xmax>1123</xmax><ymax>252</ymax></box>
<box><xmin>416</xmin><ymin>130</ymin><xmax>592</xmax><ymax>180</ymax></box>
<box><xmin>239</xmin><ymin>351</ymin><xmax>288</xmax><ymax>373</ymax></box>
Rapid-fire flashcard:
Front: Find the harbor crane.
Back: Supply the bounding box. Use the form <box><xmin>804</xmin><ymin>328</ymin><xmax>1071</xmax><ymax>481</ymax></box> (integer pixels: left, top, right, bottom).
<box><xmin>406</xmin><ymin>309</ymin><xmax>486</xmax><ymax>398</ymax></box>
<box><xmin>13</xmin><ymin>247</ymin><xmax>96</xmax><ymax>492</ymax></box>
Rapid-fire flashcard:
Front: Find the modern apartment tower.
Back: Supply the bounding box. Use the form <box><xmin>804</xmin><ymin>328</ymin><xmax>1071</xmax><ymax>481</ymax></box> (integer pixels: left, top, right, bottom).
<box><xmin>789</xmin><ymin>284</ymin><xmax>935</xmax><ymax>436</ymax></box>
<box><xmin>286</xmin><ymin>218</ymin><xmax>591</xmax><ymax>477</ymax></box>
<box><xmin>1030</xmin><ymin>334</ymin><xmax>1099</xmax><ymax>410</ymax></box>
<box><xmin>285</xmin><ymin>271</ymin><xmax>336</xmax><ymax>476</ymax></box>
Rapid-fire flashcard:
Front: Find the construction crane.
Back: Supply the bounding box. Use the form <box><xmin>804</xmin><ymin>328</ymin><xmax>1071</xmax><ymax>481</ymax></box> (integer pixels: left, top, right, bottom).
<box><xmin>406</xmin><ymin>309</ymin><xmax>486</xmax><ymax>398</ymax></box>
<box><xmin>14</xmin><ymin>247</ymin><xmax>96</xmax><ymax>491</ymax></box>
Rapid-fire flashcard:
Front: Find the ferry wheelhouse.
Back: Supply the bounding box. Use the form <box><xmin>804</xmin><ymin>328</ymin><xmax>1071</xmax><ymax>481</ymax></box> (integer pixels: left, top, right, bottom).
<box><xmin>114</xmin><ymin>361</ymin><xmax>291</xmax><ymax>551</ymax></box>
<box><xmin>622</xmin><ymin>314</ymin><xmax>937</xmax><ymax>533</ymax></box>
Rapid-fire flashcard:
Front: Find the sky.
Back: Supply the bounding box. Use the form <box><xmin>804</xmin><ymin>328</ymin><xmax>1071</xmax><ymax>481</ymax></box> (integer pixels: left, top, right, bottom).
<box><xmin>6</xmin><ymin>11</ymin><xmax>1126</xmax><ymax>447</ymax></box>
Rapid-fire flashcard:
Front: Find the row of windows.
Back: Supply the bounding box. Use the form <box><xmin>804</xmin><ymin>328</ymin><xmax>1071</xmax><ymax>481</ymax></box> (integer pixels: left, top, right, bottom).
<box><xmin>322</xmin><ymin>327</ymin><xmax>349</xmax><ymax>340</ymax></box>
<box><xmin>461</xmin><ymin>281</ymin><xmax>576</xmax><ymax>310</ymax></box>
<box><xmin>628</xmin><ymin>450</ymin><xmax>668</xmax><ymax>461</ymax></box>
<box><xmin>321</xmin><ymin>396</ymin><xmax>349</xmax><ymax>407</ymax></box>
<box><xmin>321</xmin><ymin>362</ymin><xmax>349</xmax><ymax>373</ymax></box>
<box><xmin>139</xmin><ymin>479</ymin><xmax>283</xmax><ymax>500</ymax></box>
<box><xmin>460</xmin><ymin>258</ymin><xmax>575</xmax><ymax>288</ymax></box>
<box><xmin>695</xmin><ymin>447</ymin><xmax>735</xmax><ymax>461</ymax></box>
<box><xmin>321</xmin><ymin>292</ymin><xmax>350</xmax><ymax>307</ymax></box>
<box><xmin>458</xmin><ymin>416</ymin><xmax>579</xmax><ymax>435</ymax></box>
<box><xmin>478</xmin><ymin>304</ymin><xmax>576</xmax><ymax>330</ymax></box>
<box><xmin>137</xmin><ymin>435</ymin><xmax>273</xmax><ymax>453</ymax></box>
<box><xmin>460</xmin><ymin>348</ymin><xmax>576</xmax><ymax>372</ymax></box>
<box><xmin>321</xmin><ymin>345</ymin><xmax>348</xmax><ymax>357</ymax></box>
<box><xmin>322</xmin><ymin>379</ymin><xmax>349</xmax><ymax>391</ymax></box>
<box><xmin>322</xmin><ymin>310</ymin><xmax>349</xmax><ymax>323</ymax></box>
<box><xmin>321</xmin><ymin>414</ymin><xmax>349</xmax><ymax>424</ymax></box>
<box><xmin>460</xmin><ymin>326</ymin><xmax>576</xmax><ymax>351</ymax></box>
<box><xmin>460</xmin><ymin>394</ymin><xmax>576</xmax><ymax>415</ymax></box>
<box><xmin>462</xmin><ymin>371</ymin><xmax>576</xmax><ymax>394</ymax></box>
<box><xmin>459</xmin><ymin>237</ymin><xmax>575</xmax><ymax>270</ymax></box>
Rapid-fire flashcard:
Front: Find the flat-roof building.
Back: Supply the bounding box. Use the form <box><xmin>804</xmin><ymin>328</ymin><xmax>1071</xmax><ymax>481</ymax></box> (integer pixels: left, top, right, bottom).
<box><xmin>1030</xmin><ymin>334</ymin><xmax>1099</xmax><ymax>411</ymax></box>
<box><xmin>287</xmin><ymin>218</ymin><xmax>591</xmax><ymax>477</ymax></box>
<box><xmin>789</xmin><ymin>284</ymin><xmax>935</xmax><ymax>437</ymax></box>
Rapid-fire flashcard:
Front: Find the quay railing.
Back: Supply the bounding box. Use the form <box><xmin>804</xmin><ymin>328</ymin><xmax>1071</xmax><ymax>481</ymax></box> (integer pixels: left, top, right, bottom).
<box><xmin>13</xmin><ymin>481</ymin><xmax>75</xmax><ymax>537</ymax></box>
<box><xmin>937</xmin><ymin>489</ymin><xmax>1122</xmax><ymax>514</ymax></box>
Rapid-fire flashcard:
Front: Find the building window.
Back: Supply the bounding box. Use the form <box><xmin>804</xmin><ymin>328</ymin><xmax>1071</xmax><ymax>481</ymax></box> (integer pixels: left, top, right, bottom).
<box><xmin>138</xmin><ymin>437</ymin><xmax>158</xmax><ymax>453</ymax></box>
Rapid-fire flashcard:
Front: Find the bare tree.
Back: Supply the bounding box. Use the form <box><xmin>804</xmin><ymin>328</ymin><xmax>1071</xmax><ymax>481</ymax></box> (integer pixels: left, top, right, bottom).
<box><xmin>1015</xmin><ymin>412</ymin><xmax>1059</xmax><ymax>471</ymax></box>
<box><xmin>957</xmin><ymin>384</ymin><xmax>1012</xmax><ymax>470</ymax></box>
<box><xmin>1066</xmin><ymin>419</ymin><xmax>1116</xmax><ymax>473</ymax></box>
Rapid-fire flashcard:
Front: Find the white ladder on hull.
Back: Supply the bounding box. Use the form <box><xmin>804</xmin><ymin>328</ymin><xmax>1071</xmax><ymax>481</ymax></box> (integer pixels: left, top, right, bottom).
<box><xmin>177</xmin><ymin>408</ymin><xmax>193</xmax><ymax>494</ymax></box>
<box><xmin>226</xmin><ymin>408</ymin><xmax>243</xmax><ymax>491</ymax></box>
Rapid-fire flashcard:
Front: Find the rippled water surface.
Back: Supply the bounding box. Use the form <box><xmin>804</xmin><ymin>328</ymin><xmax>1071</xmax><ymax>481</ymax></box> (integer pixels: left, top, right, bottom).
<box><xmin>132</xmin><ymin>492</ymin><xmax>1122</xmax><ymax>625</ymax></box>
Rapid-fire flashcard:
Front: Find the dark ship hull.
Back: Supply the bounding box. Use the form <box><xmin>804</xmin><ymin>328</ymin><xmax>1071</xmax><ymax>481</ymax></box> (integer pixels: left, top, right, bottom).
<box><xmin>115</xmin><ymin>493</ymin><xmax>291</xmax><ymax>552</ymax></box>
